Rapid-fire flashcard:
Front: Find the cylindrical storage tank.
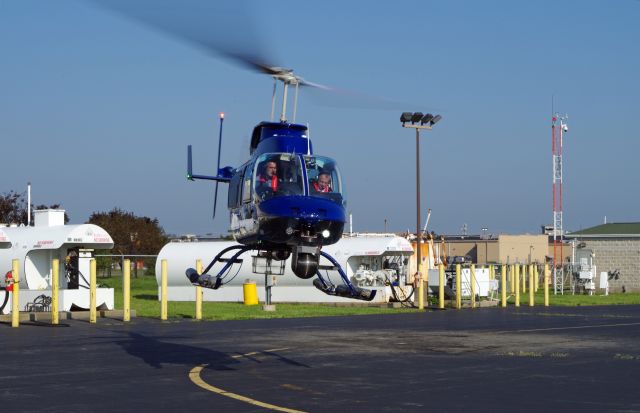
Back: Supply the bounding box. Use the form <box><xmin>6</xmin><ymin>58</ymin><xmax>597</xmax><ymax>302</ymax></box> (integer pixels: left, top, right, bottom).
<box><xmin>156</xmin><ymin>235</ymin><xmax>415</xmax><ymax>303</ymax></box>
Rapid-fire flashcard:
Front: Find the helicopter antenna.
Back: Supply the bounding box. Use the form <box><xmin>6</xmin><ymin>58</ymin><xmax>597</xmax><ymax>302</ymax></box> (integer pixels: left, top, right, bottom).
<box><xmin>270</xmin><ymin>79</ymin><xmax>277</xmax><ymax>122</ymax></box>
<box><xmin>212</xmin><ymin>112</ymin><xmax>225</xmax><ymax>219</ymax></box>
<box><xmin>293</xmin><ymin>82</ymin><xmax>300</xmax><ymax>123</ymax></box>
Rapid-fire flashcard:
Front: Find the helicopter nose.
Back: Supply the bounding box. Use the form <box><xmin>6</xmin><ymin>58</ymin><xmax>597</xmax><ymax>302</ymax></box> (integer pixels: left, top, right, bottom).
<box><xmin>260</xmin><ymin>196</ymin><xmax>345</xmax><ymax>222</ymax></box>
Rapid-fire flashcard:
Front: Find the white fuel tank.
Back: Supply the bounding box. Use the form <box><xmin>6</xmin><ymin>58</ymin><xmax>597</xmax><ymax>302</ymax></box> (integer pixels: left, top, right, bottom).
<box><xmin>155</xmin><ymin>234</ymin><xmax>414</xmax><ymax>303</ymax></box>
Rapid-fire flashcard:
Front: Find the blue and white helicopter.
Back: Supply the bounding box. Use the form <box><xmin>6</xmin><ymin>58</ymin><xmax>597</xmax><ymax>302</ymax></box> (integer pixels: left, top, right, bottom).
<box><xmin>186</xmin><ymin>69</ymin><xmax>375</xmax><ymax>301</ymax></box>
<box><xmin>94</xmin><ymin>0</ymin><xmax>376</xmax><ymax>300</ymax></box>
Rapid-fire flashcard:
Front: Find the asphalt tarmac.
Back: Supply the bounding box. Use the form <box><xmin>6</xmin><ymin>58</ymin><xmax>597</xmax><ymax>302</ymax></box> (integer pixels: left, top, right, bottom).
<box><xmin>3</xmin><ymin>305</ymin><xmax>640</xmax><ymax>413</ymax></box>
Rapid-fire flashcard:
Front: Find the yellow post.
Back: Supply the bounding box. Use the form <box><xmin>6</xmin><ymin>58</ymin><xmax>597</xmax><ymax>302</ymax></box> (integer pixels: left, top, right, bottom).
<box><xmin>510</xmin><ymin>265</ymin><xmax>515</xmax><ymax>294</ymax></box>
<box><xmin>529</xmin><ymin>264</ymin><xmax>534</xmax><ymax>307</ymax></box>
<box><xmin>544</xmin><ymin>264</ymin><xmax>550</xmax><ymax>307</ymax></box>
<box><xmin>161</xmin><ymin>259</ymin><xmax>168</xmax><ymax>320</ymax></box>
<box><xmin>123</xmin><ymin>259</ymin><xmax>131</xmax><ymax>322</ymax></box>
<box><xmin>11</xmin><ymin>259</ymin><xmax>20</xmax><ymax>328</ymax></box>
<box><xmin>455</xmin><ymin>264</ymin><xmax>461</xmax><ymax>309</ymax></box>
<box><xmin>515</xmin><ymin>263</ymin><xmax>520</xmax><ymax>307</ymax></box>
<box><xmin>51</xmin><ymin>259</ymin><xmax>59</xmax><ymax>325</ymax></box>
<box><xmin>501</xmin><ymin>264</ymin><xmax>507</xmax><ymax>308</ymax></box>
<box><xmin>489</xmin><ymin>265</ymin><xmax>494</xmax><ymax>280</ymax></box>
<box><xmin>195</xmin><ymin>259</ymin><xmax>203</xmax><ymax>320</ymax></box>
<box><xmin>438</xmin><ymin>263</ymin><xmax>445</xmax><ymax>309</ymax></box>
<box><xmin>521</xmin><ymin>264</ymin><xmax>527</xmax><ymax>294</ymax></box>
<box><xmin>470</xmin><ymin>264</ymin><xmax>476</xmax><ymax>309</ymax></box>
<box><xmin>534</xmin><ymin>265</ymin><xmax>539</xmax><ymax>292</ymax></box>
<box><xmin>89</xmin><ymin>259</ymin><xmax>97</xmax><ymax>323</ymax></box>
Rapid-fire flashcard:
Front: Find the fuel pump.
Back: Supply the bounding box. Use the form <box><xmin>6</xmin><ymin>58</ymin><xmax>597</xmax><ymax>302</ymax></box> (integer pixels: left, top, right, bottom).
<box><xmin>66</xmin><ymin>249</ymin><xmax>79</xmax><ymax>289</ymax></box>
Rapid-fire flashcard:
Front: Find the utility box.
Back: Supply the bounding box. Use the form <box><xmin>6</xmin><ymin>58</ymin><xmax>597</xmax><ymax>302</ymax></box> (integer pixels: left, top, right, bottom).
<box><xmin>34</xmin><ymin>209</ymin><xmax>65</xmax><ymax>227</ymax></box>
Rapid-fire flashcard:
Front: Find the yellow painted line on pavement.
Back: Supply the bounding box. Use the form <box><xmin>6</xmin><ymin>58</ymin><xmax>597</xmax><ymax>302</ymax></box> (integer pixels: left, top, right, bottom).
<box><xmin>189</xmin><ymin>348</ymin><xmax>305</xmax><ymax>413</ymax></box>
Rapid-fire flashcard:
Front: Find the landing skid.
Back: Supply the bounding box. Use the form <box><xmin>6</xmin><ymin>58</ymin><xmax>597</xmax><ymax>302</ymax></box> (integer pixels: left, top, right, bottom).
<box><xmin>312</xmin><ymin>251</ymin><xmax>376</xmax><ymax>301</ymax></box>
<box><xmin>185</xmin><ymin>246</ymin><xmax>376</xmax><ymax>301</ymax></box>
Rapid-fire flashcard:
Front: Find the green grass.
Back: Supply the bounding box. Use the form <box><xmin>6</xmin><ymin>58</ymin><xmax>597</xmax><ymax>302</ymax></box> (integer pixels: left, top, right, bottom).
<box><xmin>505</xmin><ymin>288</ymin><xmax>640</xmax><ymax>306</ymax></box>
<box><xmin>99</xmin><ymin>275</ymin><xmax>640</xmax><ymax>320</ymax></box>
<box><xmin>99</xmin><ymin>275</ymin><xmax>418</xmax><ymax>320</ymax></box>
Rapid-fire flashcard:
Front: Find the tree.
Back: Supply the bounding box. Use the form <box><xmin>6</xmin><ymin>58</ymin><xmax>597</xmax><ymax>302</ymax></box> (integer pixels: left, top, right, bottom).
<box><xmin>87</xmin><ymin>208</ymin><xmax>169</xmax><ymax>275</ymax></box>
<box><xmin>0</xmin><ymin>191</ymin><xmax>27</xmax><ymax>224</ymax></box>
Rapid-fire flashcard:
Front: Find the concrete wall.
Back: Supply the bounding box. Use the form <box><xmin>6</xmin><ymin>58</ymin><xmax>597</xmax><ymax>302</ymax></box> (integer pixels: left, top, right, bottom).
<box><xmin>576</xmin><ymin>238</ymin><xmax>640</xmax><ymax>293</ymax></box>
<box><xmin>498</xmin><ymin>235</ymin><xmax>548</xmax><ymax>264</ymax></box>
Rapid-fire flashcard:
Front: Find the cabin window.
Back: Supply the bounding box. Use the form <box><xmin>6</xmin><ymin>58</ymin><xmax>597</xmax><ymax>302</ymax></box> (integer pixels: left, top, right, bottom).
<box><xmin>227</xmin><ymin>166</ymin><xmax>243</xmax><ymax>208</ymax></box>
<box><xmin>241</xmin><ymin>163</ymin><xmax>253</xmax><ymax>203</ymax></box>
<box><xmin>254</xmin><ymin>153</ymin><xmax>304</xmax><ymax>200</ymax></box>
<box><xmin>304</xmin><ymin>155</ymin><xmax>344</xmax><ymax>205</ymax></box>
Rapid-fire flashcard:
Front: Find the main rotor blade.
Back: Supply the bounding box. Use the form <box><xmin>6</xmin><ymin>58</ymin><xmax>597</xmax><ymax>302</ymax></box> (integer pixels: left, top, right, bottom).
<box><xmin>90</xmin><ymin>0</ymin><xmax>279</xmax><ymax>75</ymax></box>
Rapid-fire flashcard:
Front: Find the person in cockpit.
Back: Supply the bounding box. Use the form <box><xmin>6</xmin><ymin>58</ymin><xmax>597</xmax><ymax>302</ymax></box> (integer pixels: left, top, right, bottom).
<box><xmin>257</xmin><ymin>160</ymin><xmax>279</xmax><ymax>194</ymax></box>
<box><xmin>311</xmin><ymin>171</ymin><xmax>332</xmax><ymax>193</ymax></box>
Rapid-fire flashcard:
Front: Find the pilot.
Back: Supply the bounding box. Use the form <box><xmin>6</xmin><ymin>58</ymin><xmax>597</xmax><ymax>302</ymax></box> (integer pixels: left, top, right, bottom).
<box><xmin>258</xmin><ymin>160</ymin><xmax>279</xmax><ymax>193</ymax></box>
<box><xmin>311</xmin><ymin>171</ymin><xmax>332</xmax><ymax>193</ymax></box>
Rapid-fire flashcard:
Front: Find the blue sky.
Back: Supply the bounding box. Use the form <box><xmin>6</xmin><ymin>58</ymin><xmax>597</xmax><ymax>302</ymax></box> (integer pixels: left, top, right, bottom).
<box><xmin>1</xmin><ymin>0</ymin><xmax>639</xmax><ymax>236</ymax></box>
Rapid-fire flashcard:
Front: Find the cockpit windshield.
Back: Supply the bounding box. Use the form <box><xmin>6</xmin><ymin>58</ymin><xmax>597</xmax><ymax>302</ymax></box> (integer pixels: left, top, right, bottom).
<box><xmin>254</xmin><ymin>153</ymin><xmax>304</xmax><ymax>200</ymax></box>
<box><xmin>304</xmin><ymin>155</ymin><xmax>344</xmax><ymax>205</ymax></box>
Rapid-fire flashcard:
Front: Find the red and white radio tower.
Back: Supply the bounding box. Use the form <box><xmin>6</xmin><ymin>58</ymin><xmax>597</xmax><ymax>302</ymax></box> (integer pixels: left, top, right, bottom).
<box><xmin>552</xmin><ymin>113</ymin><xmax>568</xmax><ymax>294</ymax></box>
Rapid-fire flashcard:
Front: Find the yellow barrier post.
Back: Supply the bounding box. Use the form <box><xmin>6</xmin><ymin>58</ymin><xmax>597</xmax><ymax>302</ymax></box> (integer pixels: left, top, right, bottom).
<box><xmin>89</xmin><ymin>259</ymin><xmax>97</xmax><ymax>323</ymax></box>
<box><xmin>510</xmin><ymin>265</ymin><xmax>515</xmax><ymax>294</ymax></box>
<box><xmin>489</xmin><ymin>265</ymin><xmax>494</xmax><ymax>281</ymax></box>
<box><xmin>534</xmin><ymin>265</ymin><xmax>539</xmax><ymax>292</ymax></box>
<box><xmin>501</xmin><ymin>264</ymin><xmax>507</xmax><ymax>308</ymax></box>
<box><xmin>195</xmin><ymin>259</ymin><xmax>203</xmax><ymax>320</ymax></box>
<box><xmin>521</xmin><ymin>264</ymin><xmax>526</xmax><ymax>294</ymax></box>
<box><xmin>455</xmin><ymin>264</ymin><xmax>461</xmax><ymax>309</ymax></box>
<box><xmin>544</xmin><ymin>264</ymin><xmax>550</xmax><ymax>307</ymax></box>
<box><xmin>470</xmin><ymin>264</ymin><xmax>476</xmax><ymax>309</ymax></box>
<box><xmin>161</xmin><ymin>259</ymin><xmax>168</xmax><ymax>320</ymax></box>
<box><xmin>438</xmin><ymin>263</ymin><xmax>445</xmax><ymax>309</ymax></box>
<box><xmin>52</xmin><ymin>258</ymin><xmax>59</xmax><ymax>325</ymax></box>
<box><xmin>529</xmin><ymin>264</ymin><xmax>534</xmax><ymax>307</ymax></box>
<box><xmin>11</xmin><ymin>259</ymin><xmax>20</xmax><ymax>328</ymax></box>
<box><xmin>123</xmin><ymin>259</ymin><xmax>131</xmax><ymax>322</ymax></box>
<box><xmin>515</xmin><ymin>264</ymin><xmax>520</xmax><ymax>307</ymax></box>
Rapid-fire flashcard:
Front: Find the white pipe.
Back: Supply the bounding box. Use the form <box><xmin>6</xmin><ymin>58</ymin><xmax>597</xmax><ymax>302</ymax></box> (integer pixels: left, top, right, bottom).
<box><xmin>27</xmin><ymin>182</ymin><xmax>31</xmax><ymax>226</ymax></box>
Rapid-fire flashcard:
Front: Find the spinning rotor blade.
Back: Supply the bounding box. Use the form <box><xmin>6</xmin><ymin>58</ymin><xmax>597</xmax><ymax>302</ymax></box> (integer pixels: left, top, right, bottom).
<box><xmin>90</xmin><ymin>0</ymin><xmax>329</xmax><ymax>89</ymax></box>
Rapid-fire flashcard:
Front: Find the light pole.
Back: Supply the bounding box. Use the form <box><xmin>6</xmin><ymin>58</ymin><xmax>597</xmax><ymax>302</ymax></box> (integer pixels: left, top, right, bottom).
<box><xmin>400</xmin><ymin>112</ymin><xmax>442</xmax><ymax>310</ymax></box>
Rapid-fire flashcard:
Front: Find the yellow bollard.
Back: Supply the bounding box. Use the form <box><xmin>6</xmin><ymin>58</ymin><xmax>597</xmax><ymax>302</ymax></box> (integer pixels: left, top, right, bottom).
<box><xmin>243</xmin><ymin>280</ymin><xmax>258</xmax><ymax>305</ymax></box>
<box><xmin>544</xmin><ymin>264</ymin><xmax>550</xmax><ymax>307</ymax></box>
<box><xmin>515</xmin><ymin>264</ymin><xmax>520</xmax><ymax>307</ymax></box>
<box><xmin>11</xmin><ymin>259</ymin><xmax>20</xmax><ymax>328</ymax></box>
<box><xmin>521</xmin><ymin>264</ymin><xmax>527</xmax><ymax>294</ymax></box>
<box><xmin>123</xmin><ymin>259</ymin><xmax>131</xmax><ymax>322</ymax></box>
<box><xmin>529</xmin><ymin>264</ymin><xmax>534</xmax><ymax>307</ymax></box>
<box><xmin>501</xmin><ymin>264</ymin><xmax>507</xmax><ymax>308</ymax></box>
<box><xmin>534</xmin><ymin>265</ymin><xmax>539</xmax><ymax>293</ymax></box>
<box><xmin>161</xmin><ymin>259</ymin><xmax>168</xmax><ymax>320</ymax></box>
<box><xmin>510</xmin><ymin>265</ymin><xmax>515</xmax><ymax>294</ymax></box>
<box><xmin>90</xmin><ymin>259</ymin><xmax>97</xmax><ymax>323</ymax></box>
<box><xmin>455</xmin><ymin>264</ymin><xmax>461</xmax><ymax>309</ymax></box>
<box><xmin>489</xmin><ymin>265</ymin><xmax>494</xmax><ymax>281</ymax></box>
<box><xmin>52</xmin><ymin>259</ymin><xmax>59</xmax><ymax>325</ymax></box>
<box><xmin>438</xmin><ymin>263</ymin><xmax>445</xmax><ymax>309</ymax></box>
<box><xmin>470</xmin><ymin>264</ymin><xmax>476</xmax><ymax>309</ymax></box>
<box><xmin>195</xmin><ymin>259</ymin><xmax>203</xmax><ymax>320</ymax></box>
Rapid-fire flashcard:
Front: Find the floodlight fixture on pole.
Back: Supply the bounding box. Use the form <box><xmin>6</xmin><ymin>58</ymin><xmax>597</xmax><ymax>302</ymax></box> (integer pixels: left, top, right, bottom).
<box><xmin>400</xmin><ymin>111</ymin><xmax>442</xmax><ymax>311</ymax></box>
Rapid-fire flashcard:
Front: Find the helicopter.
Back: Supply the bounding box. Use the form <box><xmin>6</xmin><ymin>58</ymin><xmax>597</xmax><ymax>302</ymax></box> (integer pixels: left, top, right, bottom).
<box><xmin>93</xmin><ymin>0</ymin><xmax>379</xmax><ymax>300</ymax></box>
